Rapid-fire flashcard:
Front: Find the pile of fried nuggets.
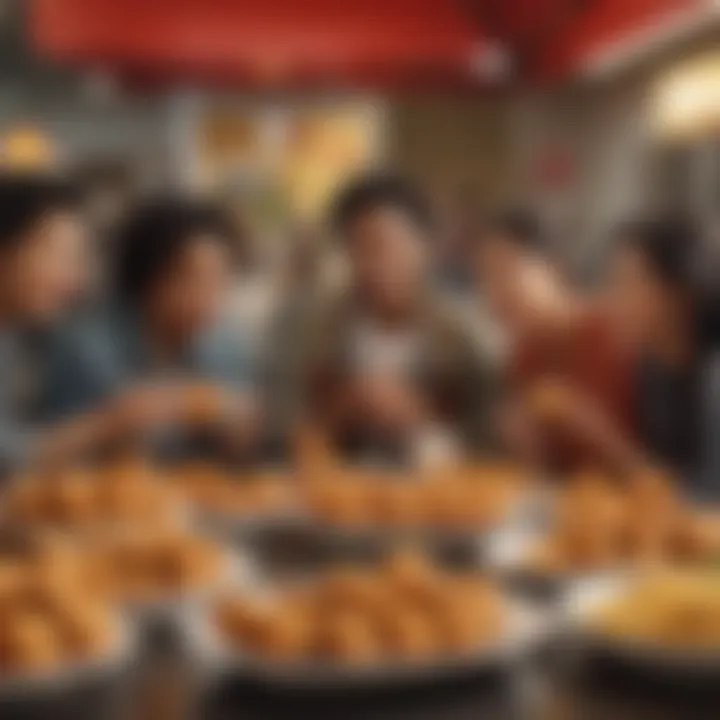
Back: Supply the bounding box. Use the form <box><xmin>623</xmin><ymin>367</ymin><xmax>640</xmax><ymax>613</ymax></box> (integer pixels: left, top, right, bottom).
<box><xmin>2</xmin><ymin>456</ymin><xmax>719</xmax><ymax>677</ymax></box>
<box><xmin>530</xmin><ymin>469</ymin><xmax>720</xmax><ymax>573</ymax></box>
<box><xmin>216</xmin><ymin>552</ymin><xmax>504</xmax><ymax>664</ymax></box>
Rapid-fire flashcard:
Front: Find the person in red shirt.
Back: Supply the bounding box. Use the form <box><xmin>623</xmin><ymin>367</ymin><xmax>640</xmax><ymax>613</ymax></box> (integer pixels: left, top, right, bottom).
<box><xmin>476</xmin><ymin>211</ymin><xmax>641</xmax><ymax>475</ymax></box>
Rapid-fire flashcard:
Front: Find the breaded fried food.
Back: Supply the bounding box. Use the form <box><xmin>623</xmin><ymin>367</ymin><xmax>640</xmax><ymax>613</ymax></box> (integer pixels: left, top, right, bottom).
<box><xmin>315</xmin><ymin>610</ymin><xmax>382</xmax><ymax>664</ymax></box>
<box><xmin>0</xmin><ymin>613</ymin><xmax>59</xmax><ymax>672</ymax></box>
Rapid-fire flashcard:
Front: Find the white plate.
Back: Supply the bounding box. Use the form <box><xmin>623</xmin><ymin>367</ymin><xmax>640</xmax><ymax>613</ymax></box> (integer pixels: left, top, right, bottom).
<box><xmin>0</xmin><ymin>613</ymin><xmax>137</xmax><ymax>698</ymax></box>
<box><xmin>562</xmin><ymin>575</ymin><xmax>720</xmax><ymax>672</ymax></box>
<box><xmin>187</xmin><ymin>598</ymin><xmax>549</xmax><ymax>689</ymax></box>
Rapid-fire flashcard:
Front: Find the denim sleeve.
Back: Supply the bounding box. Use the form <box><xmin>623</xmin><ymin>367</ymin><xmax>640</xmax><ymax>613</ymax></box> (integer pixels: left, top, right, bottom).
<box><xmin>196</xmin><ymin>325</ymin><xmax>260</xmax><ymax>390</ymax></box>
<box><xmin>0</xmin><ymin>414</ymin><xmax>39</xmax><ymax>475</ymax></box>
<box><xmin>38</xmin><ymin>324</ymin><xmax>118</xmax><ymax>422</ymax></box>
<box><xmin>0</xmin><ymin>340</ymin><xmax>39</xmax><ymax>474</ymax></box>
<box><xmin>693</xmin><ymin>354</ymin><xmax>720</xmax><ymax>503</ymax></box>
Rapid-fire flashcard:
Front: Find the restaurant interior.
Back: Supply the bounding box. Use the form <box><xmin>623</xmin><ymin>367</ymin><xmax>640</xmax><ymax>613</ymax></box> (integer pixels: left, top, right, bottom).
<box><xmin>0</xmin><ymin>1</ymin><xmax>719</xmax><ymax>719</ymax></box>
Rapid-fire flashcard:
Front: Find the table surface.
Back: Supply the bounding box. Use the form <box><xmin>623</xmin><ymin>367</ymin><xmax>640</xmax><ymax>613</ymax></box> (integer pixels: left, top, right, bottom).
<box><xmin>117</xmin><ymin>641</ymin><xmax>720</xmax><ymax>720</ymax></box>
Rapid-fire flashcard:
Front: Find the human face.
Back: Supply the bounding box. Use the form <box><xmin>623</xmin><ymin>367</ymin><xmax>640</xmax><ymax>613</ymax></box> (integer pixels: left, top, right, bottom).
<box><xmin>476</xmin><ymin>234</ymin><xmax>531</xmax><ymax>335</ymax></box>
<box><xmin>477</xmin><ymin>234</ymin><xmax>569</xmax><ymax>341</ymax></box>
<box><xmin>3</xmin><ymin>210</ymin><xmax>88</xmax><ymax>324</ymax></box>
<box><xmin>147</xmin><ymin>235</ymin><xmax>232</xmax><ymax>339</ymax></box>
<box><xmin>346</xmin><ymin>207</ymin><xmax>428</xmax><ymax>316</ymax></box>
<box><xmin>607</xmin><ymin>243</ymin><xmax>672</xmax><ymax>350</ymax></box>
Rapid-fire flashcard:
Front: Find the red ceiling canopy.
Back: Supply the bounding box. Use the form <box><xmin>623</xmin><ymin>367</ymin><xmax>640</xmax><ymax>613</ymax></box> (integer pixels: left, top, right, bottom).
<box><xmin>31</xmin><ymin>0</ymin><xmax>701</xmax><ymax>89</ymax></box>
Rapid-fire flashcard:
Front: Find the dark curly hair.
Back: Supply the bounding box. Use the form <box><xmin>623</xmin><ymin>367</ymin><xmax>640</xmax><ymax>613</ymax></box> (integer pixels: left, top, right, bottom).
<box><xmin>331</xmin><ymin>174</ymin><xmax>433</xmax><ymax>238</ymax></box>
<box><xmin>484</xmin><ymin>208</ymin><xmax>541</xmax><ymax>251</ymax></box>
<box><xmin>0</xmin><ymin>173</ymin><xmax>80</xmax><ymax>249</ymax></box>
<box><xmin>113</xmin><ymin>195</ymin><xmax>237</xmax><ymax>304</ymax></box>
<box><xmin>615</xmin><ymin>217</ymin><xmax>698</xmax><ymax>290</ymax></box>
<box><xmin>614</xmin><ymin>217</ymin><xmax>720</xmax><ymax>350</ymax></box>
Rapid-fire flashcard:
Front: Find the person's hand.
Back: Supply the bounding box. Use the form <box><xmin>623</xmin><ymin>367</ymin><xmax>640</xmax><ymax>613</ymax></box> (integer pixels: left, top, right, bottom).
<box><xmin>211</xmin><ymin>391</ymin><xmax>264</xmax><ymax>457</ymax></box>
<box><xmin>526</xmin><ymin>377</ymin><xmax>609</xmax><ymax>434</ymax></box>
<box><xmin>109</xmin><ymin>383</ymin><xmax>184</xmax><ymax>435</ymax></box>
<box><xmin>525</xmin><ymin>376</ymin><xmax>643</xmax><ymax>474</ymax></box>
<box><xmin>496</xmin><ymin>400</ymin><xmax>544</xmax><ymax>462</ymax></box>
<box><xmin>354</xmin><ymin>373</ymin><xmax>427</xmax><ymax>435</ymax></box>
<box><xmin>525</xmin><ymin>377</ymin><xmax>575</xmax><ymax>423</ymax></box>
<box><xmin>179</xmin><ymin>382</ymin><xmax>228</xmax><ymax>424</ymax></box>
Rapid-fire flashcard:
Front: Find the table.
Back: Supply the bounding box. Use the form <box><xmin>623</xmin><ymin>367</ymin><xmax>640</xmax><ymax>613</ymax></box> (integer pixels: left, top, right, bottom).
<box><xmin>125</xmin><ymin>646</ymin><xmax>720</xmax><ymax>720</ymax></box>
<box><xmin>3</xmin><ymin>533</ymin><xmax>720</xmax><ymax>720</ymax></box>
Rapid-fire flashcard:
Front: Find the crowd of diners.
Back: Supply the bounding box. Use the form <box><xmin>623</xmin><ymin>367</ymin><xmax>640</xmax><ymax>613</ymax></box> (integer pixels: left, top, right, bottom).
<box><xmin>0</xmin><ymin>170</ymin><xmax>717</xmax><ymax>500</ymax></box>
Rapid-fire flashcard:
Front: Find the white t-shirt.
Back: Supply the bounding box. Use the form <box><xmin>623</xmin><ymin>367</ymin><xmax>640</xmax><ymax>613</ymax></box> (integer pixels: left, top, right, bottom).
<box><xmin>349</xmin><ymin>318</ymin><xmax>460</xmax><ymax>468</ymax></box>
<box><xmin>351</xmin><ymin>320</ymin><xmax>423</xmax><ymax>378</ymax></box>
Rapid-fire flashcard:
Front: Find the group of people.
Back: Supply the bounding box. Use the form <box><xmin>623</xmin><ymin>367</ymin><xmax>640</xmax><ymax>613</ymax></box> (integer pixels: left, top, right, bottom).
<box><xmin>0</xmin><ymin>170</ymin><xmax>716</xmax><ymax>499</ymax></box>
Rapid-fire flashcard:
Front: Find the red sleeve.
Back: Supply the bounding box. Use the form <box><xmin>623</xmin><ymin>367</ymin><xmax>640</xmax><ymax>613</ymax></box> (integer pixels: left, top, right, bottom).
<box><xmin>573</xmin><ymin>314</ymin><xmax>638</xmax><ymax>443</ymax></box>
<box><xmin>509</xmin><ymin>337</ymin><xmax>539</xmax><ymax>394</ymax></box>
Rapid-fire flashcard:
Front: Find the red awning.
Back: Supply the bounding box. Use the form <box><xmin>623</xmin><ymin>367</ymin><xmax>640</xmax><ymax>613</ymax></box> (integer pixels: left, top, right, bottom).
<box><xmin>31</xmin><ymin>0</ymin><xmax>485</xmax><ymax>89</ymax></box>
<box><xmin>531</xmin><ymin>0</ymin><xmax>700</xmax><ymax>79</ymax></box>
<box><xmin>30</xmin><ymin>0</ymin><xmax>704</xmax><ymax>89</ymax></box>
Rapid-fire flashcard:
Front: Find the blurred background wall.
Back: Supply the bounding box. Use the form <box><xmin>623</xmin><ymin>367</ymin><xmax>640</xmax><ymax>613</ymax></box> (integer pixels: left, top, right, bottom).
<box><xmin>0</xmin><ymin>0</ymin><xmax>716</xmax><ymax>276</ymax></box>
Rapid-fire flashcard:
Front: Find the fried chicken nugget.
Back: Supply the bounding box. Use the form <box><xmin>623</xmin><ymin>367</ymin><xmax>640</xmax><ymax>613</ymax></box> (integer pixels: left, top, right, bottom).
<box><xmin>216</xmin><ymin>596</ymin><xmax>273</xmax><ymax>642</ymax></box>
<box><xmin>672</xmin><ymin>512</ymin><xmax>720</xmax><ymax>561</ymax></box>
<box><xmin>319</xmin><ymin>482</ymin><xmax>372</xmax><ymax>526</ymax></box>
<box><xmin>628</xmin><ymin>468</ymin><xmax>679</xmax><ymax>524</ymax></box>
<box><xmin>0</xmin><ymin>613</ymin><xmax>60</xmax><ymax>672</ymax></box>
<box><xmin>150</xmin><ymin>534</ymin><xmax>223</xmax><ymax>590</ymax></box>
<box><xmin>318</xmin><ymin>568</ymin><xmax>388</xmax><ymax>614</ymax></box>
<box><xmin>43</xmin><ymin>472</ymin><xmax>96</xmax><ymax>525</ymax></box>
<box><xmin>256</xmin><ymin>603</ymin><xmax>312</xmax><ymax>661</ymax></box>
<box><xmin>435</xmin><ymin>577</ymin><xmax>504</xmax><ymax>651</ymax></box>
<box><xmin>382</xmin><ymin>551</ymin><xmax>440</xmax><ymax>602</ymax></box>
<box><xmin>421</xmin><ymin>482</ymin><xmax>467</xmax><ymax>527</ymax></box>
<box><xmin>53</xmin><ymin>599</ymin><xmax>114</xmax><ymax>658</ymax></box>
<box><xmin>559</xmin><ymin>525</ymin><xmax>618</xmax><ymax>570</ymax></box>
<box><xmin>217</xmin><ymin>594</ymin><xmax>311</xmax><ymax>659</ymax></box>
<box><xmin>314</xmin><ymin>610</ymin><xmax>382</xmax><ymax>664</ymax></box>
<box><xmin>377</xmin><ymin>604</ymin><xmax>439</xmax><ymax>660</ymax></box>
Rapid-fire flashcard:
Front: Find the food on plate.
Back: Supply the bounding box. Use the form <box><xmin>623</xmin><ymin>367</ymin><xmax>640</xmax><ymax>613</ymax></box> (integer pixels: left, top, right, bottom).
<box><xmin>319</xmin><ymin>568</ymin><xmax>388</xmax><ymax>614</ymax></box>
<box><xmin>436</xmin><ymin>579</ymin><xmax>503</xmax><ymax>651</ymax></box>
<box><xmin>380</xmin><ymin>607</ymin><xmax>439</xmax><ymax>659</ymax></box>
<box><xmin>89</xmin><ymin>530</ymin><xmax>225</xmax><ymax>603</ymax></box>
<box><xmin>303</xmin><ymin>464</ymin><xmax>523</xmax><ymax>531</ymax></box>
<box><xmin>176</xmin><ymin>465</ymin><xmax>296</xmax><ymax>519</ymax></box>
<box><xmin>179</xmin><ymin>382</ymin><xmax>228</xmax><ymax>424</ymax></box>
<box><xmin>382</xmin><ymin>550</ymin><xmax>443</xmax><ymax>605</ymax></box>
<box><xmin>0</xmin><ymin>614</ymin><xmax>60</xmax><ymax>672</ymax></box>
<box><xmin>315</xmin><ymin>610</ymin><xmax>383</xmax><ymax>664</ymax></box>
<box><xmin>0</xmin><ymin>548</ymin><xmax>116</xmax><ymax>676</ymax></box>
<box><xmin>590</xmin><ymin>572</ymin><xmax>720</xmax><ymax>649</ymax></box>
<box><xmin>526</xmin><ymin>469</ymin><xmax>719</xmax><ymax>574</ymax></box>
<box><xmin>215</xmin><ymin>553</ymin><xmax>505</xmax><ymax>665</ymax></box>
<box><xmin>293</xmin><ymin>425</ymin><xmax>336</xmax><ymax>476</ymax></box>
<box><xmin>4</xmin><ymin>463</ymin><xmax>177</xmax><ymax>533</ymax></box>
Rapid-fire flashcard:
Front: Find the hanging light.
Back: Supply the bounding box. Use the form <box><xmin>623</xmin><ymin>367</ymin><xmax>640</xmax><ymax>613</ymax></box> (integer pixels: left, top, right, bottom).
<box><xmin>651</xmin><ymin>51</ymin><xmax>720</xmax><ymax>139</ymax></box>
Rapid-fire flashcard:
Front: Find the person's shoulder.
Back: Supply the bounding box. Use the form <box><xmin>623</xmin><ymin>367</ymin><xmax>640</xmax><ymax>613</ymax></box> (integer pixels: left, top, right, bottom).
<box><xmin>51</xmin><ymin>305</ymin><xmax>119</xmax><ymax>354</ymax></box>
<box><xmin>44</xmin><ymin>305</ymin><xmax>128</xmax><ymax>388</ymax></box>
